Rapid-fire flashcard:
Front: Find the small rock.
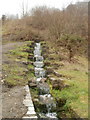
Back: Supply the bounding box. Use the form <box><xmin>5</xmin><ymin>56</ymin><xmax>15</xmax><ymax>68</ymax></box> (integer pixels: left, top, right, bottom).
<box><xmin>51</xmin><ymin>80</ymin><xmax>64</xmax><ymax>90</ymax></box>
<box><xmin>53</xmin><ymin>71</ymin><xmax>64</xmax><ymax>77</ymax></box>
<box><xmin>56</xmin><ymin>98</ymin><xmax>66</xmax><ymax>107</ymax></box>
<box><xmin>22</xmin><ymin>61</ymin><xmax>28</xmax><ymax>65</ymax></box>
<box><xmin>29</xmin><ymin>68</ymin><xmax>34</xmax><ymax>73</ymax></box>
<box><xmin>28</xmin><ymin>83</ymin><xmax>37</xmax><ymax>88</ymax></box>
<box><xmin>37</xmin><ymin>83</ymin><xmax>50</xmax><ymax>94</ymax></box>
<box><xmin>23</xmin><ymin>69</ymin><xmax>28</xmax><ymax>73</ymax></box>
<box><xmin>33</xmin><ymin>99</ymin><xmax>39</xmax><ymax>102</ymax></box>
<box><xmin>46</xmin><ymin>68</ymin><xmax>54</xmax><ymax>75</ymax></box>
<box><xmin>49</xmin><ymin>77</ymin><xmax>56</xmax><ymax>81</ymax></box>
<box><xmin>1</xmin><ymin>79</ymin><xmax>4</xmax><ymax>83</ymax></box>
<box><xmin>40</xmin><ymin>78</ymin><xmax>47</xmax><ymax>83</ymax></box>
<box><xmin>17</xmin><ymin>57</ymin><xmax>21</xmax><ymax>59</ymax></box>
<box><xmin>44</xmin><ymin>62</ymin><xmax>51</xmax><ymax>66</ymax></box>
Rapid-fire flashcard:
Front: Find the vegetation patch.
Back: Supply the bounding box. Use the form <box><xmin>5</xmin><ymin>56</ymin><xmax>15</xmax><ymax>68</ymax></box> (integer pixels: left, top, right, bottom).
<box><xmin>3</xmin><ymin>41</ymin><xmax>35</xmax><ymax>86</ymax></box>
<box><xmin>51</xmin><ymin>57</ymin><xmax>88</xmax><ymax>118</ymax></box>
<box><xmin>3</xmin><ymin>63</ymin><xmax>27</xmax><ymax>86</ymax></box>
<box><xmin>43</xmin><ymin>40</ymin><xmax>88</xmax><ymax>118</ymax></box>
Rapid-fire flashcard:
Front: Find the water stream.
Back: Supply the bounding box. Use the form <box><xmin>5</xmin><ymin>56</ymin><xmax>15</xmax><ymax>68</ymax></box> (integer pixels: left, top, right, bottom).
<box><xmin>33</xmin><ymin>42</ymin><xmax>58</xmax><ymax>119</ymax></box>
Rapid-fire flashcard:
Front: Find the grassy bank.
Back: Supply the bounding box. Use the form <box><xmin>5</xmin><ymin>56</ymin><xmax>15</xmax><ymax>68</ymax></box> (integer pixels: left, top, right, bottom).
<box><xmin>3</xmin><ymin>41</ymin><xmax>34</xmax><ymax>86</ymax></box>
<box><xmin>44</xmin><ymin>41</ymin><xmax>88</xmax><ymax>118</ymax></box>
<box><xmin>52</xmin><ymin>58</ymin><xmax>88</xmax><ymax>118</ymax></box>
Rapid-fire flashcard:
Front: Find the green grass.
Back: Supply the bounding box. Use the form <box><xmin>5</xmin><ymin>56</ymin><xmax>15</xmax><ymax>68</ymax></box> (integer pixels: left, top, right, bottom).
<box><xmin>27</xmin><ymin>64</ymin><xmax>34</xmax><ymax>69</ymax></box>
<box><xmin>9</xmin><ymin>46</ymin><xmax>29</xmax><ymax>58</ymax></box>
<box><xmin>51</xmin><ymin>56</ymin><xmax>88</xmax><ymax>118</ymax></box>
<box><xmin>43</xmin><ymin>41</ymin><xmax>88</xmax><ymax>118</ymax></box>
<box><xmin>30</xmin><ymin>88</ymin><xmax>39</xmax><ymax>98</ymax></box>
<box><xmin>3</xmin><ymin>41</ymin><xmax>35</xmax><ymax>86</ymax></box>
<box><xmin>3</xmin><ymin>64</ymin><xmax>28</xmax><ymax>86</ymax></box>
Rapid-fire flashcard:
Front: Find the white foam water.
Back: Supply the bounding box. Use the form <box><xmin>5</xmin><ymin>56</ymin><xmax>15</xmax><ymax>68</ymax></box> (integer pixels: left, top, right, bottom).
<box><xmin>33</xmin><ymin>42</ymin><xmax>58</xmax><ymax>119</ymax></box>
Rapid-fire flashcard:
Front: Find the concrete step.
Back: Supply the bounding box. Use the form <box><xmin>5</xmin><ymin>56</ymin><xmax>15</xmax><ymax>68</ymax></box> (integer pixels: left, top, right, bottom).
<box><xmin>22</xmin><ymin>85</ymin><xmax>38</xmax><ymax>119</ymax></box>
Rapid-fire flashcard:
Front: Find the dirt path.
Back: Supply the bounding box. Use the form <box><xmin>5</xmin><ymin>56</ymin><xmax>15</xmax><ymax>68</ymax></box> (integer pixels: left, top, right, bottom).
<box><xmin>2</xmin><ymin>42</ymin><xmax>25</xmax><ymax>63</ymax></box>
<box><xmin>2</xmin><ymin>86</ymin><xmax>27</xmax><ymax>118</ymax></box>
<box><xmin>2</xmin><ymin>42</ymin><xmax>27</xmax><ymax>118</ymax></box>
<box><xmin>2</xmin><ymin>42</ymin><xmax>25</xmax><ymax>53</ymax></box>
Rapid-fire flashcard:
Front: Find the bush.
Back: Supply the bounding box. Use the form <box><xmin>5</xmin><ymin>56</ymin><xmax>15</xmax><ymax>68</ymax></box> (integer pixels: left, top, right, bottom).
<box><xmin>60</xmin><ymin>34</ymin><xmax>87</xmax><ymax>61</ymax></box>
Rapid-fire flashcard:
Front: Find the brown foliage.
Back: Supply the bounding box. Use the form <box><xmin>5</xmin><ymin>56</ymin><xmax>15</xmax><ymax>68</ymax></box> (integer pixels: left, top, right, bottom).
<box><xmin>3</xmin><ymin>2</ymin><xmax>88</xmax><ymax>59</ymax></box>
<box><xmin>30</xmin><ymin>2</ymin><xmax>88</xmax><ymax>59</ymax></box>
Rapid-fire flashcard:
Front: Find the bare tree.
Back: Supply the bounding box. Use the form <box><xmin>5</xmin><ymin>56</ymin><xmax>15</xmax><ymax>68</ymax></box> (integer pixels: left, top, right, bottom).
<box><xmin>2</xmin><ymin>15</ymin><xmax>6</xmax><ymax>24</ymax></box>
<box><xmin>22</xmin><ymin>1</ymin><xmax>25</xmax><ymax>17</ymax></box>
<box><xmin>21</xmin><ymin>0</ymin><xmax>29</xmax><ymax>18</ymax></box>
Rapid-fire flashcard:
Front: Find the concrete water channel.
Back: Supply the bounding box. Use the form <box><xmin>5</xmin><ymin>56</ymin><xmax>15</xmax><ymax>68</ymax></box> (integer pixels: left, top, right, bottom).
<box><xmin>23</xmin><ymin>42</ymin><xmax>58</xmax><ymax>119</ymax></box>
<box><xmin>34</xmin><ymin>42</ymin><xmax>58</xmax><ymax>119</ymax></box>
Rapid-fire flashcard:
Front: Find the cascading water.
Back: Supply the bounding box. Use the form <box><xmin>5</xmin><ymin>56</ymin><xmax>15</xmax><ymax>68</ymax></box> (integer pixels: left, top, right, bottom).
<box><xmin>33</xmin><ymin>42</ymin><xmax>58</xmax><ymax>119</ymax></box>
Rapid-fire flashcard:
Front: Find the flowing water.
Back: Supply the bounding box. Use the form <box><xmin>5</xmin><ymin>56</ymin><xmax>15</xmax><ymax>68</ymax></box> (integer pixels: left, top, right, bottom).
<box><xmin>33</xmin><ymin>42</ymin><xmax>58</xmax><ymax>119</ymax></box>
